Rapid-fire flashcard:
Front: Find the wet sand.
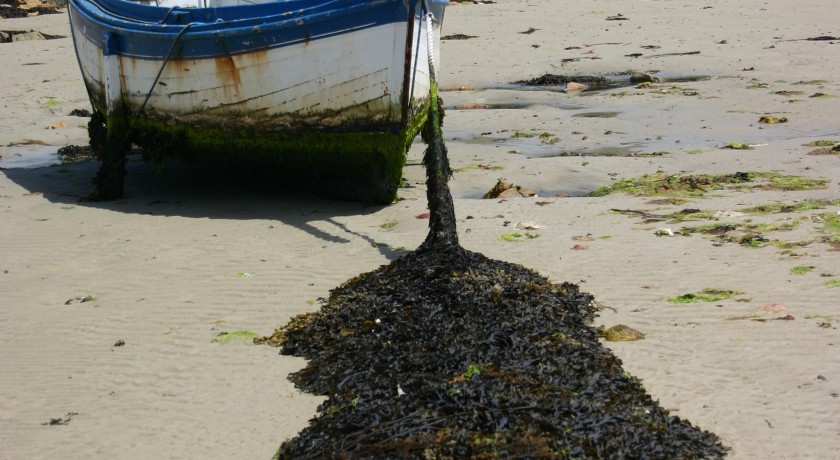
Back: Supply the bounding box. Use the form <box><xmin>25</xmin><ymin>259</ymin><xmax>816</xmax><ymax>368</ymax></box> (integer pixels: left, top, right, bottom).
<box><xmin>2</xmin><ymin>1</ymin><xmax>840</xmax><ymax>458</ymax></box>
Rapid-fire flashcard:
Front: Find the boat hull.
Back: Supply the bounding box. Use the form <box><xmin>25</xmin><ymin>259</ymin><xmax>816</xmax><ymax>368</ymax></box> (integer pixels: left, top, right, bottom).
<box><xmin>68</xmin><ymin>0</ymin><xmax>446</xmax><ymax>202</ymax></box>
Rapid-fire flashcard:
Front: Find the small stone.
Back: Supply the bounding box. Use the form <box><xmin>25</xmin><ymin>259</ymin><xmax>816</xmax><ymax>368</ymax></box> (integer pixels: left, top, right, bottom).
<box><xmin>483</xmin><ymin>180</ymin><xmax>536</xmax><ymax>199</ymax></box>
<box><xmin>602</xmin><ymin>325</ymin><xmax>645</xmax><ymax>342</ymax></box>
<box><xmin>758</xmin><ymin>116</ymin><xmax>788</xmax><ymax>124</ymax></box>
<box><xmin>629</xmin><ymin>71</ymin><xmax>657</xmax><ymax>84</ymax></box>
<box><xmin>565</xmin><ymin>82</ymin><xmax>586</xmax><ymax>92</ymax></box>
<box><xmin>12</xmin><ymin>31</ymin><xmax>47</xmax><ymax>42</ymax></box>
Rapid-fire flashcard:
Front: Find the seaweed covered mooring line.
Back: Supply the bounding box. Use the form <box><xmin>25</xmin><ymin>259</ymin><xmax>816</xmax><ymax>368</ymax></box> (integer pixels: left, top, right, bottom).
<box><xmin>264</xmin><ymin>64</ymin><xmax>727</xmax><ymax>460</ymax></box>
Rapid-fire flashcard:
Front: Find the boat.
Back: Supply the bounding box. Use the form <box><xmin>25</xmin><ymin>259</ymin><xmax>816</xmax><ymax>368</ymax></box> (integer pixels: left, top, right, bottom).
<box><xmin>67</xmin><ymin>0</ymin><xmax>447</xmax><ymax>203</ymax></box>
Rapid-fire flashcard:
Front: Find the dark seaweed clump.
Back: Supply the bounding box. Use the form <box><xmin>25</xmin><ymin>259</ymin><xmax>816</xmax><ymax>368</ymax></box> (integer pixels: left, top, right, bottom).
<box><xmin>57</xmin><ymin>145</ymin><xmax>95</xmax><ymax>164</ymax></box>
<box><xmin>274</xmin><ymin>244</ymin><xmax>727</xmax><ymax>459</ymax></box>
<box><xmin>269</xmin><ymin>72</ymin><xmax>726</xmax><ymax>459</ymax></box>
<box><xmin>513</xmin><ymin>74</ymin><xmax>608</xmax><ymax>88</ymax></box>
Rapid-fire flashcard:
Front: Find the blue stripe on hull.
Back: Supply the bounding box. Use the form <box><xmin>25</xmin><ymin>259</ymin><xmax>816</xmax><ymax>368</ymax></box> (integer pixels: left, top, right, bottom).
<box><xmin>69</xmin><ymin>0</ymin><xmax>429</xmax><ymax>60</ymax></box>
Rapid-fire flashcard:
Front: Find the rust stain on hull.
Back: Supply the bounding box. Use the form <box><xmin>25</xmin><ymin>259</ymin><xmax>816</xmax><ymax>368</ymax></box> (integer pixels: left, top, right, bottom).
<box><xmin>214</xmin><ymin>56</ymin><xmax>243</xmax><ymax>100</ymax></box>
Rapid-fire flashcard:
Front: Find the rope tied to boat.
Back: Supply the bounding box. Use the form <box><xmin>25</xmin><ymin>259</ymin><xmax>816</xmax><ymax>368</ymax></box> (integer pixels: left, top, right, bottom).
<box><xmin>137</xmin><ymin>22</ymin><xmax>194</xmax><ymax>119</ymax></box>
<box><xmin>419</xmin><ymin>1</ymin><xmax>458</xmax><ymax>249</ymax></box>
<box><xmin>424</xmin><ymin>11</ymin><xmax>437</xmax><ymax>81</ymax></box>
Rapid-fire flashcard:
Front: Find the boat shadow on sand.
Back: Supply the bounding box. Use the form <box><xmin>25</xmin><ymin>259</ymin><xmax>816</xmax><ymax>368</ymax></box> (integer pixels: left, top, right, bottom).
<box><xmin>1</xmin><ymin>155</ymin><xmax>409</xmax><ymax>260</ymax></box>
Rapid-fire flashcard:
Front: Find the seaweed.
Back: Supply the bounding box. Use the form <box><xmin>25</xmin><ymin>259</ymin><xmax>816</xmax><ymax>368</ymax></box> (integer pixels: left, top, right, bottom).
<box><xmin>668</xmin><ymin>289</ymin><xmax>743</xmax><ymax>304</ymax></box>
<box><xmin>513</xmin><ymin>74</ymin><xmax>609</xmax><ymax>88</ymax></box>
<box><xmin>267</xmin><ymin>72</ymin><xmax>727</xmax><ymax>460</ymax></box>
<box><xmin>273</xmin><ymin>245</ymin><xmax>727</xmax><ymax>458</ymax></box>
<box><xmin>591</xmin><ymin>171</ymin><xmax>826</xmax><ymax>198</ymax></box>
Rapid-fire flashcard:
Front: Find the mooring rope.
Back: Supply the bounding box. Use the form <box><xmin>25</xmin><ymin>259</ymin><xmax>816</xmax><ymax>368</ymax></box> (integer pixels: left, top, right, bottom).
<box><xmin>137</xmin><ymin>22</ymin><xmax>194</xmax><ymax>118</ymax></box>
<box><xmin>419</xmin><ymin>2</ymin><xmax>458</xmax><ymax>248</ymax></box>
<box><xmin>424</xmin><ymin>10</ymin><xmax>437</xmax><ymax>81</ymax></box>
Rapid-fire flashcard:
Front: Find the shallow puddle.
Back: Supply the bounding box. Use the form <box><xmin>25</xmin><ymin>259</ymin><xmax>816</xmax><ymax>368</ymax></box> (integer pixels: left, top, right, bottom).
<box><xmin>0</xmin><ymin>146</ymin><xmax>60</xmax><ymax>169</ymax></box>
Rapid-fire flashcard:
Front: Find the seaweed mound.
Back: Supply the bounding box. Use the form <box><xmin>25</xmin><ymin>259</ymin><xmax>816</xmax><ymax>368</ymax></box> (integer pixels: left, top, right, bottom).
<box><xmin>268</xmin><ymin>71</ymin><xmax>726</xmax><ymax>459</ymax></box>
<box><xmin>274</xmin><ymin>244</ymin><xmax>726</xmax><ymax>458</ymax></box>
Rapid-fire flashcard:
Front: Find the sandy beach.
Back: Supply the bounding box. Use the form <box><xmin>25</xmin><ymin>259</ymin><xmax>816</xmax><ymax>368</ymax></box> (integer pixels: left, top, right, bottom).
<box><xmin>2</xmin><ymin>0</ymin><xmax>840</xmax><ymax>458</ymax></box>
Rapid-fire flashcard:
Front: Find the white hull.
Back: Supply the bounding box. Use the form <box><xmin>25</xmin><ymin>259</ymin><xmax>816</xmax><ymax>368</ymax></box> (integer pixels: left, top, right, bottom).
<box><xmin>71</xmin><ymin>6</ymin><xmax>440</xmax><ymax>130</ymax></box>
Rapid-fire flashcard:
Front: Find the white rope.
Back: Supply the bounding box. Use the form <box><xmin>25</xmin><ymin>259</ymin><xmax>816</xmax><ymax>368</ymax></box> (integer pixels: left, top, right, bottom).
<box><xmin>424</xmin><ymin>10</ymin><xmax>437</xmax><ymax>81</ymax></box>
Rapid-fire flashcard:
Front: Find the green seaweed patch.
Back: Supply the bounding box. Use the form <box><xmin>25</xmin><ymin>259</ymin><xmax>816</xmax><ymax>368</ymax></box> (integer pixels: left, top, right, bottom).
<box><xmin>742</xmin><ymin>199</ymin><xmax>840</xmax><ymax>214</ymax></box>
<box><xmin>750</xmin><ymin>221</ymin><xmax>801</xmax><ymax>232</ymax></box>
<box><xmin>511</xmin><ymin>131</ymin><xmax>538</xmax><ymax>139</ymax></box>
<box><xmin>722</xmin><ymin>142</ymin><xmax>755</xmax><ymax>150</ymax></box>
<box><xmin>668</xmin><ymin>289</ymin><xmax>744</xmax><ymax>303</ymax></box>
<box><xmin>671</xmin><ymin>210</ymin><xmax>716</xmax><ymax>222</ymax></box>
<box><xmin>680</xmin><ymin>223</ymin><xmax>739</xmax><ymax>235</ymax></box>
<box><xmin>453</xmin><ymin>163</ymin><xmax>504</xmax><ymax>173</ymax></box>
<box><xmin>807</xmin><ymin>148</ymin><xmax>840</xmax><ymax>156</ymax></box>
<box><xmin>610</xmin><ymin>207</ymin><xmax>715</xmax><ymax>223</ymax></box>
<box><xmin>739</xmin><ymin>234</ymin><xmax>770</xmax><ymax>248</ymax></box>
<box><xmin>43</xmin><ymin>98</ymin><xmax>62</xmax><ymax>107</ymax></box>
<box><xmin>499</xmin><ymin>232</ymin><xmax>539</xmax><ymax>242</ymax></box>
<box><xmin>463</xmin><ymin>363</ymin><xmax>482</xmax><ymax>379</ymax></box>
<box><xmin>805</xmin><ymin>314</ymin><xmax>836</xmax><ymax>321</ymax></box>
<box><xmin>761</xmin><ymin>174</ymin><xmax>827</xmax><ymax>191</ymax></box>
<box><xmin>791</xmin><ymin>265</ymin><xmax>815</xmax><ymax>275</ymax></box>
<box><xmin>810</xmin><ymin>93</ymin><xmax>835</xmax><ymax>99</ymax></box>
<box><xmin>590</xmin><ymin>171</ymin><xmax>799</xmax><ymax>198</ymax></box>
<box><xmin>215</xmin><ymin>330</ymin><xmax>260</xmax><ymax>344</ymax></box>
<box><xmin>379</xmin><ymin>220</ymin><xmax>399</xmax><ymax>230</ymax></box>
<box><xmin>814</xmin><ymin>211</ymin><xmax>840</xmax><ymax>234</ymax></box>
<box><xmin>803</xmin><ymin>140</ymin><xmax>839</xmax><ymax>147</ymax></box>
<box><xmin>824</xmin><ymin>279</ymin><xmax>840</xmax><ymax>288</ymax></box>
<box><xmin>771</xmin><ymin>239</ymin><xmax>813</xmax><ymax>250</ymax></box>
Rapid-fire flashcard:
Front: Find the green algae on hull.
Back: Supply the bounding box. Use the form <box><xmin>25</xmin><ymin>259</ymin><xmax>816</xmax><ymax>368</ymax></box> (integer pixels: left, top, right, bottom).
<box><xmin>92</xmin><ymin>99</ymin><xmax>431</xmax><ymax>204</ymax></box>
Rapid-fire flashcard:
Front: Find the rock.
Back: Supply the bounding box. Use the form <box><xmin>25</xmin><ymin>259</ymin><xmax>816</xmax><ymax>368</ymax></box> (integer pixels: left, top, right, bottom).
<box><xmin>498</xmin><ymin>187</ymin><xmax>536</xmax><ymax>198</ymax></box>
<box><xmin>629</xmin><ymin>71</ymin><xmax>660</xmax><ymax>84</ymax></box>
<box><xmin>11</xmin><ymin>31</ymin><xmax>46</xmax><ymax>42</ymax></box>
<box><xmin>483</xmin><ymin>179</ymin><xmax>536</xmax><ymax>199</ymax></box>
<box><xmin>601</xmin><ymin>324</ymin><xmax>645</xmax><ymax>342</ymax></box>
<box><xmin>758</xmin><ymin>115</ymin><xmax>788</xmax><ymax>124</ymax></box>
<box><xmin>565</xmin><ymin>82</ymin><xmax>586</xmax><ymax>92</ymax></box>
